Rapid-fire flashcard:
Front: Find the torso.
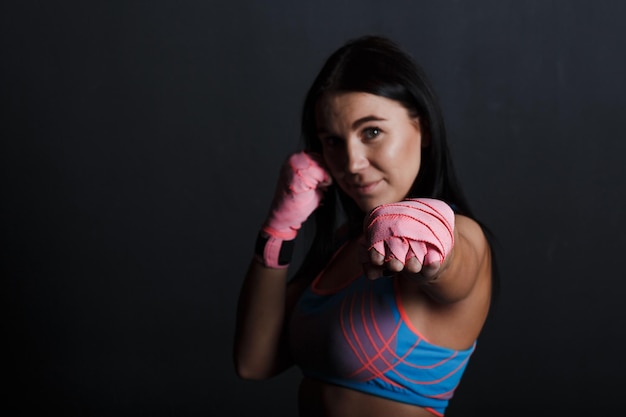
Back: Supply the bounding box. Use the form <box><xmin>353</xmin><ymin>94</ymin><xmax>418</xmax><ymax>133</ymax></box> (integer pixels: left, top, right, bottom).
<box><xmin>289</xmin><ymin>223</ymin><xmax>491</xmax><ymax>417</ymax></box>
<box><xmin>298</xmin><ymin>377</ymin><xmax>437</xmax><ymax>417</ymax></box>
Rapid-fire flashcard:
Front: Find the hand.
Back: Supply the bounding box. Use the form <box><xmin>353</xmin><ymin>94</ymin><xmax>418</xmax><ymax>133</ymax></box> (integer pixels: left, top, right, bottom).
<box><xmin>262</xmin><ymin>151</ymin><xmax>332</xmax><ymax>240</ymax></box>
<box><xmin>361</xmin><ymin>198</ymin><xmax>455</xmax><ymax>280</ymax></box>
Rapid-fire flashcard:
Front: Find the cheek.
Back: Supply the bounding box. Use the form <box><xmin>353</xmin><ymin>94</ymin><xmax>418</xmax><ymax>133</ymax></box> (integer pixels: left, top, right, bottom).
<box><xmin>386</xmin><ymin>136</ymin><xmax>422</xmax><ymax>183</ymax></box>
<box><xmin>380</xmin><ymin>138</ymin><xmax>418</xmax><ymax>167</ymax></box>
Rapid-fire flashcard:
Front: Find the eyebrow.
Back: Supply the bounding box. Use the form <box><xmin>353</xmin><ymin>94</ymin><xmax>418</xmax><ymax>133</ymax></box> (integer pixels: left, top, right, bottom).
<box><xmin>317</xmin><ymin>115</ymin><xmax>387</xmax><ymax>134</ymax></box>
<box><xmin>352</xmin><ymin>115</ymin><xmax>387</xmax><ymax>129</ymax></box>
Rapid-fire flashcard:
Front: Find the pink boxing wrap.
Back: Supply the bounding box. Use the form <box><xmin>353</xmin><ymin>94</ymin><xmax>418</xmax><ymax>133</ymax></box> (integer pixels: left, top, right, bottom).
<box><xmin>262</xmin><ymin>152</ymin><xmax>331</xmax><ymax>240</ymax></box>
<box><xmin>259</xmin><ymin>152</ymin><xmax>331</xmax><ymax>268</ymax></box>
<box><xmin>365</xmin><ymin>198</ymin><xmax>455</xmax><ymax>267</ymax></box>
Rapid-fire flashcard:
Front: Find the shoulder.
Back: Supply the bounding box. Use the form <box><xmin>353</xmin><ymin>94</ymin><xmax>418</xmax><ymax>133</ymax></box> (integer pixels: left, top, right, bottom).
<box><xmin>455</xmin><ymin>214</ymin><xmax>490</xmax><ymax>260</ymax></box>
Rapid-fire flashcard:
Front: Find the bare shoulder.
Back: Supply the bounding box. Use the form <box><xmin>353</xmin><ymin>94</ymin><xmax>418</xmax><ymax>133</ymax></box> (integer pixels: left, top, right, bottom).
<box><xmin>455</xmin><ymin>214</ymin><xmax>490</xmax><ymax>258</ymax></box>
<box><xmin>447</xmin><ymin>214</ymin><xmax>492</xmax><ymax>301</ymax></box>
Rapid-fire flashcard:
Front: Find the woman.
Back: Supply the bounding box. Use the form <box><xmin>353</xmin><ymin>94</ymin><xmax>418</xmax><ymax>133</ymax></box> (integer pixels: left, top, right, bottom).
<box><xmin>234</xmin><ymin>35</ymin><xmax>496</xmax><ymax>417</ymax></box>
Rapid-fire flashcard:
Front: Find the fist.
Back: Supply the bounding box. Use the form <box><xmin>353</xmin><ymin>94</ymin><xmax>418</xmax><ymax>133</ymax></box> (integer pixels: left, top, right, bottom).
<box><xmin>362</xmin><ymin>198</ymin><xmax>455</xmax><ymax>280</ymax></box>
<box><xmin>263</xmin><ymin>152</ymin><xmax>332</xmax><ymax>240</ymax></box>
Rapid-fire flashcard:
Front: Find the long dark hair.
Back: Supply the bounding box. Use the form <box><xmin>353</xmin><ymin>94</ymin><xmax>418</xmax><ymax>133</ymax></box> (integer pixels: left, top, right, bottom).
<box><xmin>295</xmin><ymin>35</ymin><xmax>499</xmax><ymax>299</ymax></box>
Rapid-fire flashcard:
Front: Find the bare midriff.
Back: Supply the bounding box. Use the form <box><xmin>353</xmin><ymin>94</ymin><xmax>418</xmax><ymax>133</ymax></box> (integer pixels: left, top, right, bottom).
<box><xmin>297</xmin><ymin>377</ymin><xmax>438</xmax><ymax>417</ymax></box>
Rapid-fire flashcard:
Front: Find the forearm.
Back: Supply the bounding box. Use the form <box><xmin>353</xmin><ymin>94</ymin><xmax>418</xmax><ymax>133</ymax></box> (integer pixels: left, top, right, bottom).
<box><xmin>234</xmin><ymin>258</ymin><xmax>293</xmax><ymax>380</ymax></box>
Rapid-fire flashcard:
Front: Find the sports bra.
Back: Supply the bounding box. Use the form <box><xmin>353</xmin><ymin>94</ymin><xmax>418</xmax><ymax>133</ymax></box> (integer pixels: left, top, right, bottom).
<box><xmin>289</xmin><ymin>263</ymin><xmax>475</xmax><ymax>416</ymax></box>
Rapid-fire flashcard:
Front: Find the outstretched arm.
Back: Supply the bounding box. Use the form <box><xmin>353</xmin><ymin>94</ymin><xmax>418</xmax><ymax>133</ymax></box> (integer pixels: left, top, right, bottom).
<box><xmin>362</xmin><ymin>198</ymin><xmax>491</xmax><ymax>304</ymax></box>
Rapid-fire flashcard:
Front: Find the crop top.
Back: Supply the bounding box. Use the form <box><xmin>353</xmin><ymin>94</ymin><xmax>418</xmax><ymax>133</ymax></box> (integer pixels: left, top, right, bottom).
<box><xmin>289</xmin><ymin>268</ymin><xmax>475</xmax><ymax>416</ymax></box>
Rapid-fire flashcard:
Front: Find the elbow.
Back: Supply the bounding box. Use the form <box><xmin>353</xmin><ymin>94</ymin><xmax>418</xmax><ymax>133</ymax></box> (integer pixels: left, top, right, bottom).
<box><xmin>234</xmin><ymin>365</ymin><xmax>268</xmax><ymax>381</ymax></box>
<box><xmin>233</xmin><ymin>357</ymin><xmax>275</xmax><ymax>381</ymax></box>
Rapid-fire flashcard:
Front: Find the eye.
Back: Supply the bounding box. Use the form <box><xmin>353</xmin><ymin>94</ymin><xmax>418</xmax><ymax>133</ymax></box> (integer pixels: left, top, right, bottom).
<box><xmin>363</xmin><ymin>127</ymin><xmax>381</xmax><ymax>139</ymax></box>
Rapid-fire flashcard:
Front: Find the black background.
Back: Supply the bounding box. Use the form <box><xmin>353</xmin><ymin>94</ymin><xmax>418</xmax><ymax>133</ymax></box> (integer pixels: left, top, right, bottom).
<box><xmin>3</xmin><ymin>1</ymin><xmax>625</xmax><ymax>416</ymax></box>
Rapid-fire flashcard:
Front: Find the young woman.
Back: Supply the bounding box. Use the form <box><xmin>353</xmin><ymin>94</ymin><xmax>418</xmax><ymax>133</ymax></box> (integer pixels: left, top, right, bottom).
<box><xmin>234</xmin><ymin>35</ymin><xmax>496</xmax><ymax>417</ymax></box>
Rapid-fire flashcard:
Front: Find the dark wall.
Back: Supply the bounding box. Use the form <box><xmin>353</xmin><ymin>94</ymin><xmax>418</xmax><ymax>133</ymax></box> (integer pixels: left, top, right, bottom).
<box><xmin>3</xmin><ymin>1</ymin><xmax>625</xmax><ymax>416</ymax></box>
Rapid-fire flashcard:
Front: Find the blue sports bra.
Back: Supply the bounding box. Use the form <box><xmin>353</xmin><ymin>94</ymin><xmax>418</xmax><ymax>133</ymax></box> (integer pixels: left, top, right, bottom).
<box><xmin>289</xmin><ymin>268</ymin><xmax>475</xmax><ymax>416</ymax></box>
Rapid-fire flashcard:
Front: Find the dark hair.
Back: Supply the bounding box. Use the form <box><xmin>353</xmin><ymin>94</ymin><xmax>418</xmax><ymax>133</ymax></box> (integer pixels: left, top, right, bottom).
<box><xmin>295</xmin><ymin>35</ymin><xmax>499</xmax><ymax>300</ymax></box>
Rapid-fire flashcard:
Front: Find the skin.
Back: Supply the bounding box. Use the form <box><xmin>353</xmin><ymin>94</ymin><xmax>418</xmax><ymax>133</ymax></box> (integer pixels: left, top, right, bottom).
<box><xmin>316</xmin><ymin>92</ymin><xmax>425</xmax><ymax>215</ymax></box>
<box><xmin>234</xmin><ymin>92</ymin><xmax>492</xmax><ymax>417</ymax></box>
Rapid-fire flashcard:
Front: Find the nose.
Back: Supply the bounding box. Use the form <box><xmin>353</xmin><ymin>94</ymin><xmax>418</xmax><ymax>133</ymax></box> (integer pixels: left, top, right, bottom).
<box><xmin>345</xmin><ymin>140</ymin><xmax>369</xmax><ymax>173</ymax></box>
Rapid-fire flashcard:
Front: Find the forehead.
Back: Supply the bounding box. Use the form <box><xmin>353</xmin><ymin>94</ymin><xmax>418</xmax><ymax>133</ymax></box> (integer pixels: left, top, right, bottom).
<box><xmin>315</xmin><ymin>92</ymin><xmax>410</xmax><ymax>125</ymax></box>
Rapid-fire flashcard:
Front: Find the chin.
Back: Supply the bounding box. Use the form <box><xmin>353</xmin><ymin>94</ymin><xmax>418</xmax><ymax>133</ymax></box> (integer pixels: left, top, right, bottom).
<box><xmin>346</xmin><ymin>189</ymin><xmax>403</xmax><ymax>213</ymax></box>
<box><xmin>355</xmin><ymin>197</ymin><xmax>388</xmax><ymax>214</ymax></box>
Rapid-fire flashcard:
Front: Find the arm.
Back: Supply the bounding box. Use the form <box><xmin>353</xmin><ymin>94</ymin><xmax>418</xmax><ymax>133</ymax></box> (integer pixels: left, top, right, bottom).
<box><xmin>234</xmin><ymin>258</ymin><xmax>305</xmax><ymax>379</ymax></box>
<box><xmin>363</xmin><ymin>199</ymin><xmax>491</xmax><ymax>304</ymax></box>
<box><xmin>233</xmin><ymin>152</ymin><xmax>331</xmax><ymax>380</ymax></box>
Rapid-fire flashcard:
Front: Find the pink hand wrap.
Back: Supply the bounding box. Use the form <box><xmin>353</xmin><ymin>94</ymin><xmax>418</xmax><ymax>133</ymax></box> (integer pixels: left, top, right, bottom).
<box><xmin>365</xmin><ymin>198</ymin><xmax>455</xmax><ymax>267</ymax></box>
<box><xmin>259</xmin><ymin>152</ymin><xmax>331</xmax><ymax>268</ymax></box>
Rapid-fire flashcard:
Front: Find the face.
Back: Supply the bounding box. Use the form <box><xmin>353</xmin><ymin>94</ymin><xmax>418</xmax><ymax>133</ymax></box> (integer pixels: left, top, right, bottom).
<box><xmin>316</xmin><ymin>92</ymin><xmax>426</xmax><ymax>213</ymax></box>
